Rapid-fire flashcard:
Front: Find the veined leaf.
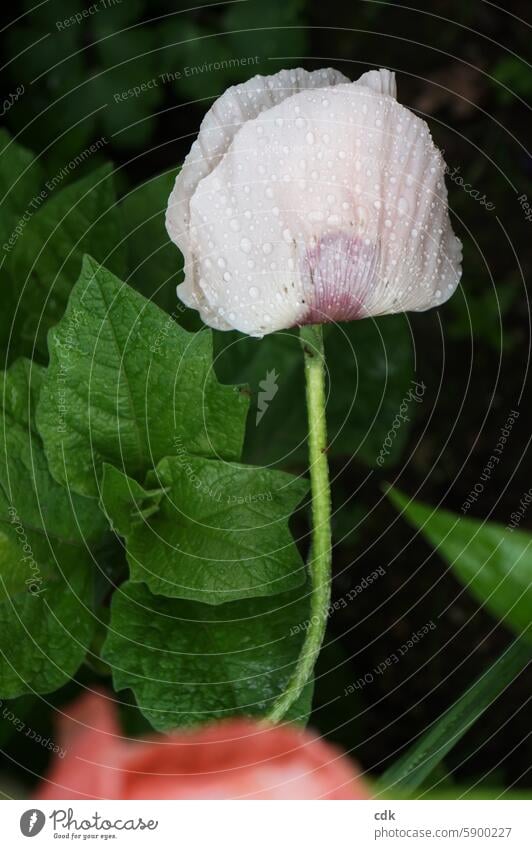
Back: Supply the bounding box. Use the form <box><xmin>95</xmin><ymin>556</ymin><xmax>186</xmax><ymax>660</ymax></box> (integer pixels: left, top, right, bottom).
<box><xmin>102</xmin><ymin>579</ymin><xmax>313</xmax><ymax>731</ymax></box>
<box><xmin>37</xmin><ymin>256</ymin><xmax>249</xmax><ymax>497</ymax></box>
<box><xmin>9</xmin><ymin>165</ymin><xmax>126</xmax><ymax>357</ymax></box>
<box><xmin>100</xmin><ymin>456</ymin><xmax>308</xmax><ymax>604</ymax></box>
<box><xmin>0</xmin><ymin>359</ymin><xmax>107</xmax><ymax>697</ymax></box>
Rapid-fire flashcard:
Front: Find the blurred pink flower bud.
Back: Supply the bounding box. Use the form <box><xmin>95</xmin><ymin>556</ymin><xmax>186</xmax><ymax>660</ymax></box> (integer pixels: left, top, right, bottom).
<box><xmin>166</xmin><ymin>67</ymin><xmax>462</xmax><ymax>337</ymax></box>
<box><xmin>37</xmin><ymin>690</ymin><xmax>370</xmax><ymax>800</ymax></box>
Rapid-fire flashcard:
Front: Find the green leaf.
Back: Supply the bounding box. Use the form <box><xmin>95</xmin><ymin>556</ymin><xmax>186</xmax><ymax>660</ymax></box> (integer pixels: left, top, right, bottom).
<box><xmin>37</xmin><ymin>256</ymin><xmax>249</xmax><ymax>497</ymax></box>
<box><xmin>0</xmin><ymin>130</ymin><xmax>45</xmax><ymax>362</ymax></box>
<box><xmin>100</xmin><ymin>455</ymin><xmax>308</xmax><ymax>604</ymax></box>
<box><xmin>121</xmin><ymin>169</ymin><xmax>182</xmax><ymax>313</ymax></box>
<box><xmin>0</xmin><ymin>359</ymin><xmax>107</xmax><ymax>697</ymax></box>
<box><xmin>9</xmin><ymin>165</ymin><xmax>126</xmax><ymax>357</ymax></box>
<box><xmin>0</xmin><ymin>130</ymin><xmax>44</xmax><ymax>247</ymax></box>
<box><xmin>214</xmin><ymin>316</ymin><xmax>414</xmax><ymax>467</ymax></box>
<box><xmin>379</xmin><ymin>637</ymin><xmax>531</xmax><ymax>792</ymax></box>
<box><xmin>387</xmin><ymin>488</ymin><xmax>532</xmax><ymax>641</ymax></box>
<box><xmin>102</xmin><ymin>579</ymin><xmax>313</xmax><ymax>730</ymax></box>
<box><xmin>100</xmin><ymin>464</ymin><xmax>166</xmax><ymax>536</ymax></box>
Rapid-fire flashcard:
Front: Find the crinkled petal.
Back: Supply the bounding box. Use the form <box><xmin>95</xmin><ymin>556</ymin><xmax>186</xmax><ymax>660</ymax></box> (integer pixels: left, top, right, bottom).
<box><xmin>182</xmin><ymin>80</ymin><xmax>461</xmax><ymax>335</ymax></box>
<box><xmin>167</xmin><ymin>67</ymin><xmax>351</xmax><ymax>316</ymax></box>
<box><xmin>356</xmin><ymin>68</ymin><xmax>397</xmax><ymax>97</ymax></box>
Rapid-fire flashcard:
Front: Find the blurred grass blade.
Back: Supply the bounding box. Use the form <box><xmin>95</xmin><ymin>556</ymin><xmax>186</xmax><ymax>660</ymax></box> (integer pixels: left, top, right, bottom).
<box><xmin>378</xmin><ymin>637</ymin><xmax>531</xmax><ymax>793</ymax></box>
<box><xmin>387</xmin><ymin>487</ymin><xmax>532</xmax><ymax>642</ymax></box>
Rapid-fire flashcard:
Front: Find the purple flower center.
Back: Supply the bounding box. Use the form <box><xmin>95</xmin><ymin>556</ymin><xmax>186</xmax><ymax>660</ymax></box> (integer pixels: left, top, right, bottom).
<box><xmin>298</xmin><ymin>232</ymin><xmax>379</xmax><ymax>325</ymax></box>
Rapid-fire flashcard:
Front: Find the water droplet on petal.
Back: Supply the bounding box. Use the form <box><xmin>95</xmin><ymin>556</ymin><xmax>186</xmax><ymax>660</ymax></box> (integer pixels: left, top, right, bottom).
<box><xmin>240</xmin><ymin>238</ymin><xmax>251</xmax><ymax>253</ymax></box>
<box><xmin>397</xmin><ymin>197</ymin><xmax>409</xmax><ymax>216</ymax></box>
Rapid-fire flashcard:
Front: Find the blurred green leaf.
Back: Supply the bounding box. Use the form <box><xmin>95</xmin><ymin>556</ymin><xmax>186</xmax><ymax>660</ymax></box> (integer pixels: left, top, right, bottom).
<box><xmin>325</xmin><ymin>317</ymin><xmax>415</xmax><ymax>464</ymax></box>
<box><xmin>379</xmin><ymin>637</ymin><xmax>531</xmax><ymax>792</ymax></box>
<box><xmin>223</xmin><ymin>0</ymin><xmax>308</xmax><ymax>77</ymax></box>
<box><xmin>447</xmin><ymin>279</ymin><xmax>520</xmax><ymax>352</ymax></box>
<box><xmin>492</xmin><ymin>57</ymin><xmax>532</xmax><ymax>105</ymax></box>
<box><xmin>214</xmin><ymin>316</ymin><xmax>415</xmax><ymax>468</ymax></box>
<box><xmin>159</xmin><ymin>21</ymin><xmax>236</xmax><ymax>102</ymax></box>
<box><xmin>121</xmin><ymin>168</ymin><xmax>182</xmax><ymax>313</ymax></box>
<box><xmin>0</xmin><ymin>130</ymin><xmax>45</xmax><ymax>362</ymax></box>
<box><xmin>388</xmin><ymin>488</ymin><xmax>532</xmax><ymax>642</ymax></box>
<box><xmin>0</xmin><ymin>130</ymin><xmax>44</xmax><ymax>246</ymax></box>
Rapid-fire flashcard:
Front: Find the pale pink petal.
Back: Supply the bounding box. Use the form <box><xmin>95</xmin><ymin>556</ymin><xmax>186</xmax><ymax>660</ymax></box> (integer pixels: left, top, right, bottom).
<box><xmin>356</xmin><ymin>68</ymin><xmax>397</xmax><ymax>97</ymax></box>
<box><xmin>181</xmin><ymin>80</ymin><xmax>461</xmax><ymax>335</ymax></box>
<box><xmin>167</xmin><ymin>67</ymin><xmax>350</xmax><ymax>323</ymax></box>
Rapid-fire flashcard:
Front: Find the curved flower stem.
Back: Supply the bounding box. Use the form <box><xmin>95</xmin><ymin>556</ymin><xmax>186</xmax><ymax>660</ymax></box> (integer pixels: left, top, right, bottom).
<box><xmin>267</xmin><ymin>324</ymin><xmax>332</xmax><ymax>723</ymax></box>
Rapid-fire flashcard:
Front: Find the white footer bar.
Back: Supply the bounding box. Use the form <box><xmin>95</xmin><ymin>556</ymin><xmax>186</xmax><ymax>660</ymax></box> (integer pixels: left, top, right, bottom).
<box><xmin>3</xmin><ymin>799</ymin><xmax>529</xmax><ymax>848</ymax></box>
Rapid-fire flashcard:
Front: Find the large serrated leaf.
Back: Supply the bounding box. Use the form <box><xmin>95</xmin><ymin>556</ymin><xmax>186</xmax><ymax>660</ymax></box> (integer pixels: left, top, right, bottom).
<box><xmin>37</xmin><ymin>256</ymin><xmax>249</xmax><ymax>497</ymax></box>
<box><xmin>100</xmin><ymin>456</ymin><xmax>308</xmax><ymax>604</ymax></box>
<box><xmin>0</xmin><ymin>359</ymin><xmax>107</xmax><ymax>697</ymax></box>
<box><xmin>9</xmin><ymin>165</ymin><xmax>126</xmax><ymax>357</ymax></box>
<box><xmin>102</xmin><ymin>580</ymin><xmax>313</xmax><ymax>730</ymax></box>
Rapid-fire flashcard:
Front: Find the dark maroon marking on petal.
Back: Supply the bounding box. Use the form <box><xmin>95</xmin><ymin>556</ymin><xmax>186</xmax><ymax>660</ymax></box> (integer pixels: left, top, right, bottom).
<box><xmin>296</xmin><ymin>231</ymin><xmax>379</xmax><ymax>326</ymax></box>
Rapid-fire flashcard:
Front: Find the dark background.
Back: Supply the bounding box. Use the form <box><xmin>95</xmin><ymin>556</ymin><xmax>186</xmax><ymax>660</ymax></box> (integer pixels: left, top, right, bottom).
<box><xmin>0</xmin><ymin>0</ymin><xmax>531</xmax><ymax>797</ymax></box>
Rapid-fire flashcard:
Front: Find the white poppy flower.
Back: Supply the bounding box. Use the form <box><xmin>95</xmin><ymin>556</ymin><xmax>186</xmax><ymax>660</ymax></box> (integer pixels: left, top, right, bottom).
<box><xmin>166</xmin><ymin>67</ymin><xmax>462</xmax><ymax>337</ymax></box>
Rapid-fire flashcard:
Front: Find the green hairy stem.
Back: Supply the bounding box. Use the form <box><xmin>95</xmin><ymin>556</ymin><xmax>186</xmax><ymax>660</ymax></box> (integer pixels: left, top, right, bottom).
<box><xmin>267</xmin><ymin>324</ymin><xmax>332</xmax><ymax>722</ymax></box>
